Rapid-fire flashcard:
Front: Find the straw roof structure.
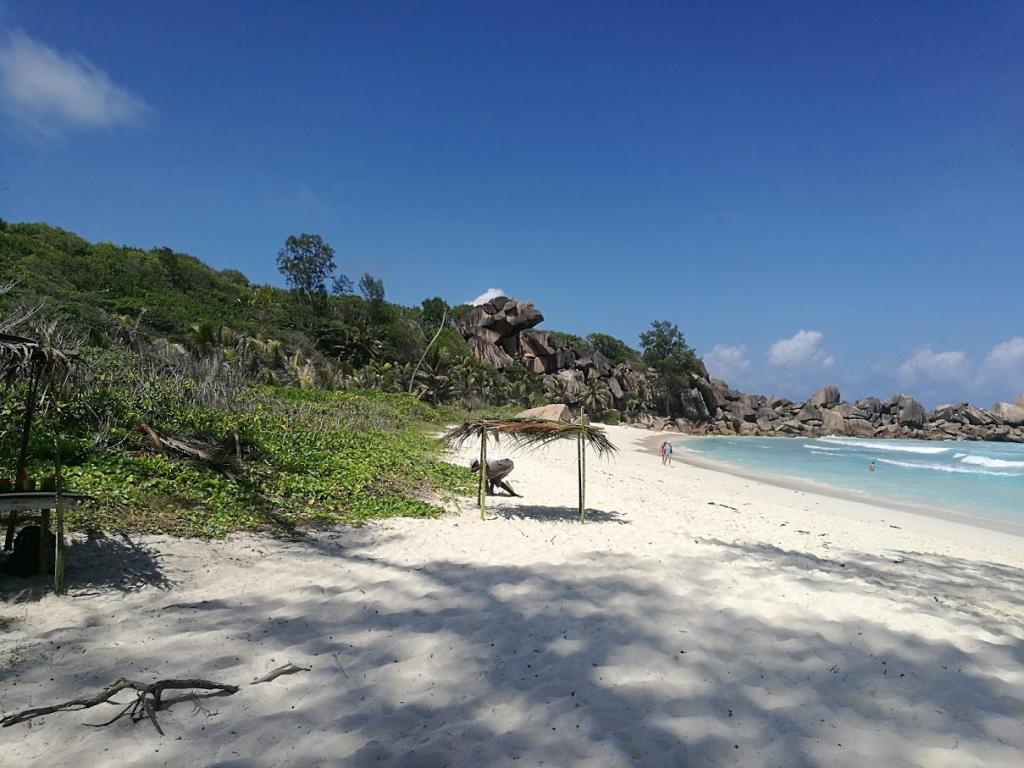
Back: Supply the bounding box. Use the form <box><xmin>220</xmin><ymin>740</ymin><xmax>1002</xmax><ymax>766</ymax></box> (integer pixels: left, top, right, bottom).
<box><xmin>441</xmin><ymin>417</ymin><xmax>618</xmax><ymax>457</ymax></box>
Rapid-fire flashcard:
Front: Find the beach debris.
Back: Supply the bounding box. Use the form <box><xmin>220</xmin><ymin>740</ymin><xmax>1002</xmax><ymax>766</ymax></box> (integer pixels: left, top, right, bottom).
<box><xmin>707</xmin><ymin>501</ymin><xmax>739</xmax><ymax>512</ymax></box>
<box><xmin>137</xmin><ymin>421</ymin><xmax>245</xmax><ymax>480</ymax></box>
<box><xmin>1</xmin><ymin>661</ymin><xmax>311</xmax><ymax>733</ymax></box>
<box><xmin>0</xmin><ymin>678</ymin><xmax>239</xmax><ymax>734</ymax></box>
<box><xmin>252</xmin><ymin>663</ymin><xmax>311</xmax><ymax>684</ymax></box>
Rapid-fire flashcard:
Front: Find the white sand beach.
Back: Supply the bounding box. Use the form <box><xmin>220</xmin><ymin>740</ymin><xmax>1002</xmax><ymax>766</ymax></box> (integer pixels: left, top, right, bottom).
<box><xmin>3</xmin><ymin>424</ymin><xmax>1024</xmax><ymax>767</ymax></box>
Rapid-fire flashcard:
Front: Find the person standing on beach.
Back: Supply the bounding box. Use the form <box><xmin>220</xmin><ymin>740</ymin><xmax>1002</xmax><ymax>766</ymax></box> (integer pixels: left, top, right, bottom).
<box><xmin>661</xmin><ymin>441</ymin><xmax>673</xmax><ymax>466</ymax></box>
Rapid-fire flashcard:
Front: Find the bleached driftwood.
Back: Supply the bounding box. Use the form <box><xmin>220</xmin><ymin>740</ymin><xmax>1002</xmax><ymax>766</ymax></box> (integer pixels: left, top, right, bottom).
<box><xmin>1</xmin><ymin>661</ymin><xmax>311</xmax><ymax>734</ymax></box>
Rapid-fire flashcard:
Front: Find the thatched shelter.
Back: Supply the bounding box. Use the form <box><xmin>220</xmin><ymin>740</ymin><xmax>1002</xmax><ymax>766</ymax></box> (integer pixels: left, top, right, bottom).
<box><xmin>441</xmin><ymin>417</ymin><xmax>618</xmax><ymax>521</ymax></box>
<box><xmin>1</xmin><ymin>332</ymin><xmax>79</xmax><ymax>592</ymax></box>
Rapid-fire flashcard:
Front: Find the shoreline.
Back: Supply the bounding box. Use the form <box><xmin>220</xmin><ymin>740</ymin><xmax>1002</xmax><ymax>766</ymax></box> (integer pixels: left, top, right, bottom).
<box><xmin>638</xmin><ymin>429</ymin><xmax>1024</xmax><ymax>539</ymax></box>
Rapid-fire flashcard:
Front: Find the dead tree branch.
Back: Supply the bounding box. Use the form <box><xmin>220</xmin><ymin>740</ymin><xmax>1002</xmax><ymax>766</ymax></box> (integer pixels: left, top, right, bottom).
<box><xmin>137</xmin><ymin>421</ymin><xmax>243</xmax><ymax>479</ymax></box>
<box><xmin>0</xmin><ymin>678</ymin><xmax>239</xmax><ymax>734</ymax></box>
<box><xmin>251</xmin><ymin>663</ymin><xmax>311</xmax><ymax>685</ymax></box>
<box><xmin>1</xmin><ymin>662</ymin><xmax>312</xmax><ymax>733</ymax></box>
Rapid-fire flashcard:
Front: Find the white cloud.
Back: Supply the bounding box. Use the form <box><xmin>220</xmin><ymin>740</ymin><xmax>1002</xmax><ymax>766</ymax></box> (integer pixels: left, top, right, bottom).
<box><xmin>704</xmin><ymin>344</ymin><xmax>751</xmax><ymax>382</ymax></box>
<box><xmin>767</xmin><ymin>330</ymin><xmax>832</xmax><ymax>368</ymax></box>
<box><xmin>897</xmin><ymin>347</ymin><xmax>969</xmax><ymax>383</ymax></box>
<box><xmin>468</xmin><ymin>288</ymin><xmax>506</xmax><ymax>306</ymax></box>
<box><xmin>983</xmin><ymin>337</ymin><xmax>1024</xmax><ymax>370</ymax></box>
<box><xmin>0</xmin><ymin>29</ymin><xmax>149</xmax><ymax>135</ymax></box>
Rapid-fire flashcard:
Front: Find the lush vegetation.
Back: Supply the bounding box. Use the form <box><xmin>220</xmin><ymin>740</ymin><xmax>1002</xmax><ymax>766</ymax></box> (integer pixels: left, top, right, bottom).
<box><xmin>2</xmin><ymin>345</ymin><xmax>475</xmax><ymax>538</ymax></box>
<box><xmin>0</xmin><ymin>220</ymin><xmax>698</xmax><ymax>539</ymax></box>
<box><xmin>0</xmin><ymin>221</ymin><xmax>563</xmax><ymax>409</ymax></box>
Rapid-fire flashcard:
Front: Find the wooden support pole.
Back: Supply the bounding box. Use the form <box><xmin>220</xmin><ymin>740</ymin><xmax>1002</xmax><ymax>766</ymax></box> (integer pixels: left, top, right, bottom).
<box><xmin>54</xmin><ymin>436</ymin><xmax>65</xmax><ymax>594</ymax></box>
<box><xmin>478</xmin><ymin>430</ymin><xmax>487</xmax><ymax>520</ymax></box>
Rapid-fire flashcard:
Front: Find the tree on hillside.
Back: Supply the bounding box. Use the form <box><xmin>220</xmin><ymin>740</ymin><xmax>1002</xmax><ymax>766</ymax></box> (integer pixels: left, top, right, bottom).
<box><xmin>359</xmin><ymin>273</ymin><xmax>386</xmax><ymax>323</ymax></box>
<box><xmin>639</xmin><ymin>320</ymin><xmax>699</xmax><ymax>416</ymax></box>
<box><xmin>331</xmin><ymin>273</ymin><xmax>354</xmax><ymax>296</ymax></box>
<box><xmin>586</xmin><ymin>332</ymin><xmax>640</xmax><ymax>366</ymax></box>
<box><xmin>420</xmin><ymin>297</ymin><xmax>449</xmax><ymax>334</ymax></box>
<box><xmin>276</xmin><ymin>234</ymin><xmax>343</xmax><ymax>305</ymax></box>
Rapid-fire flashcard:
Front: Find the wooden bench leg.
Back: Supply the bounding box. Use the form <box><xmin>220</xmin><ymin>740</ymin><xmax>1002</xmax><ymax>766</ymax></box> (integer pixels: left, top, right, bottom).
<box><xmin>4</xmin><ymin>510</ymin><xmax>18</xmax><ymax>551</ymax></box>
<box><xmin>38</xmin><ymin>510</ymin><xmax>52</xmax><ymax>576</ymax></box>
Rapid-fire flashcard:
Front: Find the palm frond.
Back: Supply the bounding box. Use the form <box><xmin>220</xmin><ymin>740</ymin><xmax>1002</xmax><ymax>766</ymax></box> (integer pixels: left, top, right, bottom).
<box><xmin>441</xmin><ymin>417</ymin><xmax>618</xmax><ymax>458</ymax></box>
<box><xmin>0</xmin><ymin>332</ymin><xmax>77</xmax><ymax>380</ymax></box>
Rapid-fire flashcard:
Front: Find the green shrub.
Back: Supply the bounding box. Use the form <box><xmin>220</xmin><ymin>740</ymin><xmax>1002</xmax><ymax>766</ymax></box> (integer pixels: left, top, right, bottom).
<box><xmin>6</xmin><ymin>367</ymin><xmax>474</xmax><ymax>538</ymax></box>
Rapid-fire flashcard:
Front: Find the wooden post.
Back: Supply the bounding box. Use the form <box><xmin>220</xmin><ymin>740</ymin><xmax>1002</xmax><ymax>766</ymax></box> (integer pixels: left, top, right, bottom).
<box><xmin>6</xmin><ymin>364</ymin><xmax>40</xmax><ymax>551</ymax></box>
<box><xmin>578</xmin><ymin>409</ymin><xmax>587</xmax><ymax>522</ymax></box>
<box><xmin>478</xmin><ymin>429</ymin><xmax>488</xmax><ymax>520</ymax></box>
<box><xmin>54</xmin><ymin>436</ymin><xmax>65</xmax><ymax>594</ymax></box>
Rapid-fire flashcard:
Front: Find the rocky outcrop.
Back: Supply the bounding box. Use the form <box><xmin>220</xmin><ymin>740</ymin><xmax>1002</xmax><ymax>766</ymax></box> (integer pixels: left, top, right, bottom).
<box><xmin>992</xmin><ymin>401</ymin><xmax>1024</xmax><ymax>427</ymax></box>
<box><xmin>458</xmin><ymin>297</ymin><xmax>544</xmax><ymax>369</ymax></box>
<box><xmin>809</xmin><ymin>385</ymin><xmax>840</xmax><ymax>408</ymax></box>
<box><xmin>459</xmin><ymin>295</ymin><xmax>648</xmax><ymax>411</ymax></box>
<box><xmin>459</xmin><ymin>295</ymin><xmax>1022</xmax><ymax>442</ymax></box>
<box><xmin>657</xmin><ymin>384</ymin><xmax>1024</xmax><ymax>443</ymax></box>
<box><xmin>516</xmin><ymin>404</ymin><xmax>571</xmax><ymax>422</ymax></box>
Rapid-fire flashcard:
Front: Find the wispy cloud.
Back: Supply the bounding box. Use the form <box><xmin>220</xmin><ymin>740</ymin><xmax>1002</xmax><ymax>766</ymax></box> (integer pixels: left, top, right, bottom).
<box><xmin>983</xmin><ymin>336</ymin><xmax>1024</xmax><ymax>372</ymax></box>
<box><xmin>897</xmin><ymin>347</ymin><xmax>969</xmax><ymax>384</ymax></box>
<box><xmin>704</xmin><ymin>344</ymin><xmax>751</xmax><ymax>383</ymax></box>
<box><xmin>468</xmin><ymin>288</ymin><xmax>506</xmax><ymax>306</ymax></box>
<box><xmin>0</xmin><ymin>29</ymin><xmax>150</xmax><ymax>136</ymax></box>
<box><xmin>892</xmin><ymin>337</ymin><xmax>1024</xmax><ymax>405</ymax></box>
<box><xmin>767</xmin><ymin>330</ymin><xmax>833</xmax><ymax>368</ymax></box>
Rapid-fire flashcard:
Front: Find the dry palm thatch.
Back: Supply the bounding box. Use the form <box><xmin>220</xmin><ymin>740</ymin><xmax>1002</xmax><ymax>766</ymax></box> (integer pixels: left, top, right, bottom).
<box><xmin>0</xmin><ymin>332</ymin><xmax>75</xmax><ymax>377</ymax></box>
<box><xmin>441</xmin><ymin>418</ymin><xmax>618</xmax><ymax>521</ymax></box>
<box><xmin>1</xmin><ymin>331</ymin><xmax>79</xmax><ymax>589</ymax></box>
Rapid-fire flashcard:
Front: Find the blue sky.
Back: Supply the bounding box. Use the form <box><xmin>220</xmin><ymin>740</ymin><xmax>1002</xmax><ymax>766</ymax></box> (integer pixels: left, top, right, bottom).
<box><xmin>1</xmin><ymin>1</ymin><xmax>1022</xmax><ymax>406</ymax></box>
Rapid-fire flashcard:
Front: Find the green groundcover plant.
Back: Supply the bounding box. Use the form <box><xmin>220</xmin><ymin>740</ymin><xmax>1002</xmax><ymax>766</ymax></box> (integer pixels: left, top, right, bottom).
<box><xmin>7</xmin><ymin>363</ymin><xmax>475</xmax><ymax>538</ymax></box>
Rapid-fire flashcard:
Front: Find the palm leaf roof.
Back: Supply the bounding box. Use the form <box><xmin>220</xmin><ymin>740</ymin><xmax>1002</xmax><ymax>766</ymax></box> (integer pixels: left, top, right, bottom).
<box><xmin>441</xmin><ymin>417</ymin><xmax>618</xmax><ymax>458</ymax></box>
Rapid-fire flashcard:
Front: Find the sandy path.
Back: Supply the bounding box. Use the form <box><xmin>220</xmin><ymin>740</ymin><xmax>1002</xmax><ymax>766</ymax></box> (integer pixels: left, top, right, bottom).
<box><xmin>2</xmin><ymin>425</ymin><xmax>1023</xmax><ymax>767</ymax></box>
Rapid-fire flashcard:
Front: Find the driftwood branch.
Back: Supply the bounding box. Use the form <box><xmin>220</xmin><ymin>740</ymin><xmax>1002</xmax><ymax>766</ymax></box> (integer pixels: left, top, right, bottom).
<box><xmin>251</xmin><ymin>663</ymin><xmax>310</xmax><ymax>684</ymax></box>
<box><xmin>0</xmin><ymin>678</ymin><xmax>239</xmax><ymax>734</ymax></box>
<box><xmin>138</xmin><ymin>422</ymin><xmax>242</xmax><ymax>479</ymax></box>
<box><xmin>2</xmin><ymin>662</ymin><xmax>312</xmax><ymax>733</ymax></box>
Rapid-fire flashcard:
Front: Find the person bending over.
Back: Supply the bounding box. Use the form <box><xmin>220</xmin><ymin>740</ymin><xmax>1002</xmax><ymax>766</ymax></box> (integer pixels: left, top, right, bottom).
<box><xmin>470</xmin><ymin>457</ymin><xmax>521</xmax><ymax>496</ymax></box>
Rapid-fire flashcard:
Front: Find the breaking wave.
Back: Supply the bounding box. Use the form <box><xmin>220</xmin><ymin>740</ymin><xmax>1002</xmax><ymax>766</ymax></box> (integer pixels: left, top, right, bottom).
<box><xmin>818</xmin><ymin>437</ymin><xmax>951</xmax><ymax>455</ymax></box>
<box><xmin>960</xmin><ymin>455</ymin><xmax>1024</xmax><ymax>470</ymax></box>
<box><xmin>874</xmin><ymin>458</ymin><xmax>1019</xmax><ymax>477</ymax></box>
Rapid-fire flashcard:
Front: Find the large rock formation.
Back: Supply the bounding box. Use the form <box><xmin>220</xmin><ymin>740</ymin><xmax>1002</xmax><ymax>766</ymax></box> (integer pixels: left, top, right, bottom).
<box><xmin>459</xmin><ymin>295</ymin><xmax>648</xmax><ymax>411</ymax></box>
<box><xmin>458</xmin><ymin>295</ymin><xmax>1024</xmax><ymax>443</ymax></box>
<box><xmin>457</xmin><ymin>297</ymin><xmax>544</xmax><ymax>369</ymax></box>
<box><xmin>516</xmin><ymin>404</ymin><xmax>572</xmax><ymax>422</ymax></box>
<box><xmin>992</xmin><ymin>401</ymin><xmax>1024</xmax><ymax>427</ymax></box>
<box><xmin>664</xmin><ymin>384</ymin><xmax>1024</xmax><ymax>443</ymax></box>
<box><xmin>809</xmin><ymin>385</ymin><xmax>841</xmax><ymax>408</ymax></box>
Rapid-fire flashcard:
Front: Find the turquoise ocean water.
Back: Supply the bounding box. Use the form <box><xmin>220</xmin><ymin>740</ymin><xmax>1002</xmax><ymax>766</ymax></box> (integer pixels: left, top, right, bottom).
<box><xmin>675</xmin><ymin>436</ymin><xmax>1024</xmax><ymax>524</ymax></box>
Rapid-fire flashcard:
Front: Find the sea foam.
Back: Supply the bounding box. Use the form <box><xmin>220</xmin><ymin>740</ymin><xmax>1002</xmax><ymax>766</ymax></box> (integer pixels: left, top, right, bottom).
<box><xmin>875</xmin><ymin>458</ymin><xmax>1018</xmax><ymax>477</ymax></box>
<box><xmin>960</xmin><ymin>455</ymin><xmax>1024</xmax><ymax>470</ymax></box>
<box><xmin>818</xmin><ymin>437</ymin><xmax>950</xmax><ymax>455</ymax></box>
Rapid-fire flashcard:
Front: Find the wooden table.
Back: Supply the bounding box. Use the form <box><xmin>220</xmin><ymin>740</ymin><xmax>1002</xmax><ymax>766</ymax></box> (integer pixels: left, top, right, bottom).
<box><xmin>1</xmin><ymin>492</ymin><xmax>89</xmax><ymax>576</ymax></box>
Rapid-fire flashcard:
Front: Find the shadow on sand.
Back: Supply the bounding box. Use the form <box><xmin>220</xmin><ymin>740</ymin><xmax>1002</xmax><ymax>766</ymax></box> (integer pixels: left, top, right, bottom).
<box><xmin>5</xmin><ymin>531</ymin><xmax>1022</xmax><ymax>766</ymax></box>
<box><xmin>491</xmin><ymin>504</ymin><xmax>630</xmax><ymax>524</ymax></box>
<box><xmin>0</xmin><ymin>530</ymin><xmax>171</xmax><ymax>603</ymax></box>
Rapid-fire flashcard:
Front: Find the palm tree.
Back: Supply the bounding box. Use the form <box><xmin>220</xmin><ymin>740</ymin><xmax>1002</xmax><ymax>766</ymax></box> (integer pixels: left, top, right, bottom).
<box><xmin>579</xmin><ymin>379</ymin><xmax>611</xmax><ymax>415</ymax></box>
<box><xmin>186</xmin><ymin>322</ymin><xmax>219</xmax><ymax>354</ymax></box>
<box><xmin>415</xmin><ymin>347</ymin><xmax>455</xmax><ymax>405</ymax></box>
<box><xmin>507</xmin><ymin>380</ymin><xmax>529</xmax><ymax>408</ymax></box>
<box><xmin>545</xmin><ymin>376</ymin><xmax>569</xmax><ymax>404</ymax></box>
